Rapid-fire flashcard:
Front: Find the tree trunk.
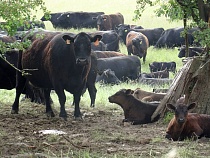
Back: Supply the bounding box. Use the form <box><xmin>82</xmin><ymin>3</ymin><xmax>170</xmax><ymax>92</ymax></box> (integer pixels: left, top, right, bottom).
<box><xmin>152</xmin><ymin>56</ymin><xmax>210</xmax><ymax>120</ymax></box>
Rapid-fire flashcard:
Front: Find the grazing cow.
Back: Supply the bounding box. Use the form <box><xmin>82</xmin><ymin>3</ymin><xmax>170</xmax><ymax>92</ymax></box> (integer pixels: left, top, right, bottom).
<box><xmin>140</xmin><ymin>70</ymin><xmax>169</xmax><ymax>78</ymax></box>
<box><xmin>108</xmin><ymin>89</ymin><xmax>160</xmax><ymax>125</ymax></box>
<box><xmin>97</xmin><ymin>55</ymin><xmax>141</xmax><ymax>81</ymax></box>
<box><xmin>96</xmin><ymin>69</ymin><xmax>121</xmax><ymax>84</ymax></box>
<box><xmin>149</xmin><ymin>61</ymin><xmax>176</xmax><ymax>73</ymax></box>
<box><xmin>166</xmin><ymin>102</ymin><xmax>210</xmax><ymax>141</ymax></box>
<box><xmin>93</xmin><ymin>13</ymin><xmax>124</xmax><ymax>31</ymax></box>
<box><xmin>56</xmin><ymin>11</ymin><xmax>105</xmax><ymax>29</ymax></box>
<box><xmin>11</xmin><ymin>32</ymin><xmax>102</xmax><ymax>119</ymax></box>
<box><xmin>133</xmin><ymin>88</ymin><xmax>166</xmax><ymax>102</ymax></box>
<box><xmin>94</xmin><ymin>51</ymin><xmax>126</xmax><ymax>58</ymax></box>
<box><xmin>115</xmin><ymin>24</ymin><xmax>164</xmax><ymax>46</ymax></box>
<box><xmin>178</xmin><ymin>46</ymin><xmax>204</xmax><ymax>58</ymax></box>
<box><xmin>126</xmin><ymin>31</ymin><xmax>149</xmax><ymax>63</ymax></box>
<box><xmin>154</xmin><ymin>27</ymin><xmax>199</xmax><ymax>48</ymax></box>
<box><xmin>89</xmin><ymin>30</ymin><xmax>120</xmax><ymax>51</ymax></box>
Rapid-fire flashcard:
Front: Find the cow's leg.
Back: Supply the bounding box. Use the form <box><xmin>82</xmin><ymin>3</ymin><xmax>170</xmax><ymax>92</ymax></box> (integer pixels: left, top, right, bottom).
<box><xmin>56</xmin><ymin>89</ymin><xmax>67</xmax><ymax>119</ymax></box>
<box><xmin>73</xmin><ymin>92</ymin><xmax>82</xmax><ymax>118</ymax></box>
<box><xmin>44</xmin><ymin>89</ymin><xmax>55</xmax><ymax>117</ymax></box>
<box><xmin>11</xmin><ymin>76</ymin><xmax>26</xmax><ymax>114</ymax></box>
<box><xmin>87</xmin><ymin>84</ymin><xmax>97</xmax><ymax>107</ymax></box>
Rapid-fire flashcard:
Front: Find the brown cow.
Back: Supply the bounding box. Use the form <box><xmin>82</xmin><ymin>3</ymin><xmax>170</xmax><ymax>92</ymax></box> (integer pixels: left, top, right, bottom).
<box><xmin>126</xmin><ymin>31</ymin><xmax>149</xmax><ymax>63</ymax></box>
<box><xmin>94</xmin><ymin>13</ymin><xmax>124</xmax><ymax>31</ymax></box>
<box><xmin>133</xmin><ymin>88</ymin><xmax>166</xmax><ymax>102</ymax></box>
<box><xmin>108</xmin><ymin>89</ymin><xmax>160</xmax><ymax>125</ymax></box>
<box><xmin>94</xmin><ymin>51</ymin><xmax>126</xmax><ymax>58</ymax></box>
<box><xmin>11</xmin><ymin>32</ymin><xmax>102</xmax><ymax>119</ymax></box>
<box><xmin>166</xmin><ymin>102</ymin><xmax>210</xmax><ymax>141</ymax></box>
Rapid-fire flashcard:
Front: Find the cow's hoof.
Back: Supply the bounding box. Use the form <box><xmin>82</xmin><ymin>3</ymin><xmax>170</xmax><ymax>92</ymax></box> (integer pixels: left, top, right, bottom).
<box><xmin>90</xmin><ymin>104</ymin><xmax>95</xmax><ymax>108</ymax></box>
<box><xmin>74</xmin><ymin>116</ymin><xmax>83</xmax><ymax>121</ymax></box>
<box><xmin>46</xmin><ymin>111</ymin><xmax>55</xmax><ymax>117</ymax></box>
<box><xmin>11</xmin><ymin>110</ymin><xmax>18</xmax><ymax>114</ymax></box>
<box><xmin>59</xmin><ymin>112</ymin><xmax>67</xmax><ymax>120</ymax></box>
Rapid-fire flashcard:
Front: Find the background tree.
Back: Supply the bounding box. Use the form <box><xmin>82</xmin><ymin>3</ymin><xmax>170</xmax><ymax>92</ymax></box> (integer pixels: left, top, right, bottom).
<box><xmin>0</xmin><ymin>0</ymin><xmax>50</xmax><ymax>52</ymax></box>
<box><xmin>133</xmin><ymin>0</ymin><xmax>210</xmax><ymax>118</ymax></box>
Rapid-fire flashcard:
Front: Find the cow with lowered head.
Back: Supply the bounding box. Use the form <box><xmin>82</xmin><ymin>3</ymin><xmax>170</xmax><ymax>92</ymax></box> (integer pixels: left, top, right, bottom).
<box><xmin>11</xmin><ymin>32</ymin><xmax>102</xmax><ymax>119</ymax></box>
<box><xmin>149</xmin><ymin>61</ymin><xmax>176</xmax><ymax>73</ymax></box>
<box><xmin>166</xmin><ymin>102</ymin><xmax>210</xmax><ymax>141</ymax></box>
<box><xmin>108</xmin><ymin>88</ymin><xmax>160</xmax><ymax>125</ymax></box>
<box><xmin>93</xmin><ymin>13</ymin><xmax>124</xmax><ymax>31</ymax></box>
<box><xmin>126</xmin><ymin>31</ymin><xmax>149</xmax><ymax>63</ymax></box>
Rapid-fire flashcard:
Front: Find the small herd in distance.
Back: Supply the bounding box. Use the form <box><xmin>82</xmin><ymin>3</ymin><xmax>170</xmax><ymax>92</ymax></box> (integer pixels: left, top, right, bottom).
<box><xmin>0</xmin><ymin>11</ymin><xmax>208</xmax><ymax>142</ymax></box>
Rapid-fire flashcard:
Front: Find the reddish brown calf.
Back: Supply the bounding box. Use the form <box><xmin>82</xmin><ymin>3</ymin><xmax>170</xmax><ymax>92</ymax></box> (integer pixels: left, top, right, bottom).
<box><xmin>166</xmin><ymin>102</ymin><xmax>210</xmax><ymax>141</ymax></box>
<box><xmin>108</xmin><ymin>89</ymin><xmax>160</xmax><ymax>125</ymax></box>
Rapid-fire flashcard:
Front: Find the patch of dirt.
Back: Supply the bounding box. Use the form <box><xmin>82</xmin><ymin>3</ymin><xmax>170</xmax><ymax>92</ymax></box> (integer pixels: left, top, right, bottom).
<box><xmin>0</xmin><ymin>101</ymin><xmax>210</xmax><ymax>158</ymax></box>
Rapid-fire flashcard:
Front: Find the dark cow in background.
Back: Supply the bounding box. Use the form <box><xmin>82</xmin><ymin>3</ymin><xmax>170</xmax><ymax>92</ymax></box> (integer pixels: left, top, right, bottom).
<box><xmin>0</xmin><ymin>50</ymin><xmax>47</xmax><ymax>104</ymax></box>
<box><xmin>108</xmin><ymin>89</ymin><xmax>160</xmax><ymax>125</ymax></box>
<box><xmin>178</xmin><ymin>46</ymin><xmax>204</xmax><ymax>58</ymax></box>
<box><xmin>11</xmin><ymin>32</ymin><xmax>102</xmax><ymax>119</ymax></box>
<box><xmin>91</xmin><ymin>36</ymin><xmax>106</xmax><ymax>51</ymax></box>
<box><xmin>94</xmin><ymin>51</ymin><xmax>125</xmax><ymax>58</ymax></box>
<box><xmin>96</xmin><ymin>69</ymin><xmax>121</xmax><ymax>84</ymax></box>
<box><xmin>0</xmin><ymin>20</ymin><xmax>45</xmax><ymax>32</ymax></box>
<box><xmin>0</xmin><ymin>34</ymin><xmax>16</xmax><ymax>43</ymax></box>
<box><xmin>154</xmin><ymin>27</ymin><xmax>199</xmax><ymax>48</ymax></box>
<box><xmin>115</xmin><ymin>24</ymin><xmax>164</xmax><ymax>46</ymax></box>
<box><xmin>149</xmin><ymin>61</ymin><xmax>176</xmax><ymax>73</ymax></box>
<box><xmin>97</xmin><ymin>55</ymin><xmax>141</xmax><ymax>81</ymax></box>
<box><xmin>166</xmin><ymin>102</ymin><xmax>210</xmax><ymax>141</ymax></box>
<box><xmin>93</xmin><ymin>13</ymin><xmax>124</xmax><ymax>31</ymax></box>
<box><xmin>140</xmin><ymin>70</ymin><xmax>169</xmax><ymax>79</ymax></box>
<box><xmin>56</xmin><ymin>11</ymin><xmax>105</xmax><ymax>29</ymax></box>
<box><xmin>126</xmin><ymin>31</ymin><xmax>149</xmax><ymax>63</ymax></box>
<box><xmin>90</xmin><ymin>30</ymin><xmax>120</xmax><ymax>51</ymax></box>
<box><xmin>41</xmin><ymin>12</ymin><xmax>104</xmax><ymax>29</ymax></box>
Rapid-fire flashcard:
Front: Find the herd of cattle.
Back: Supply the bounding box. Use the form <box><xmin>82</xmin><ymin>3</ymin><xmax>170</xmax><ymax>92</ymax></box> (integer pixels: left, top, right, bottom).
<box><xmin>0</xmin><ymin>11</ymin><xmax>208</xmax><ymax>141</ymax></box>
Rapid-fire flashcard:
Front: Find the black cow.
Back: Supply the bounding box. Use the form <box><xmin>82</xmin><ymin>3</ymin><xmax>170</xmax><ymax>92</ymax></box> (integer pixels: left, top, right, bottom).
<box><xmin>91</xmin><ymin>36</ymin><xmax>106</xmax><ymax>51</ymax></box>
<box><xmin>56</xmin><ymin>11</ymin><xmax>105</xmax><ymax>29</ymax></box>
<box><xmin>140</xmin><ymin>70</ymin><xmax>169</xmax><ymax>78</ymax></box>
<box><xmin>97</xmin><ymin>55</ymin><xmax>141</xmax><ymax>81</ymax></box>
<box><xmin>149</xmin><ymin>61</ymin><xmax>176</xmax><ymax>73</ymax></box>
<box><xmin>93</xmin><ymin>13</ymin><xmax>124</xmax><ymax>31</ymax></box>
<box><xmin>178</xmin><ymin>46</ymin><xmax>204</xmax><ymax>58</ymax></box>
<box><xmin>11</xmin><ymin>32</ymin><xmax>102</xmax><ymax>119</ymax></box>
<box><xmin>90</xmin><ymin>30</ymin><xmax>120</xmax><ymax>51</ymax></box>
<box><xmin>126</xmin><ymin>31</ymin><xmax>149</xmax><ymax>63</ymax></box>
<box><xmin>154</xmin><ymin>27</ymin><xmax>199</xmax><ymax>48</ymax></box>
<box><xmin>115</xmin><ymin>24</ymin><xmax>164</xmax><ymax>46</ymax></box>
<box><xmin>41</xmin><ymin>12</ymin><xmax>63</xmax><ymax>29</ymax></box>
<box><xmin>0</xmin><ymin>50</ymin><xmax>47</xmax><ymax>104</ymax></box>
<box><xmin>96</xmin><ymin>69</ymin><xmax>121</xmax><ymax>84</ymax></box>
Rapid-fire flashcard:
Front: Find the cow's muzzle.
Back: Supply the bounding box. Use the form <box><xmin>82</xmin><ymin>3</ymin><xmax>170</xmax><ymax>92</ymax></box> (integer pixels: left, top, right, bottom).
<box><xmin>76</xmin><ymin>58</ymin><xmax>88</xmax><ymax>66</ymax></box>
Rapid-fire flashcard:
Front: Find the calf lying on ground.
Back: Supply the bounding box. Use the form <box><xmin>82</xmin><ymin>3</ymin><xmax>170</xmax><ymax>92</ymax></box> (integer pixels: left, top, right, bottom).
<box><xmin>133</xmin><ymin>88</ymin><xmax>166</xmax><ymax>102</ymax></box>
<box><xmin>166</xmin><ymin>102</ymin><xmax>210</xmax><ymax>141</ymax></box>
<box><xmin>108</xmin><ymin>89</ymin><xmax>160</xmax><ymax>125</ymax></box>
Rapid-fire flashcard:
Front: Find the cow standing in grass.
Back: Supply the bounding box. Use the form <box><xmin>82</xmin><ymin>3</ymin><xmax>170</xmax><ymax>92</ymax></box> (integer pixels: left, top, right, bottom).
<box><xmin>11</xmin><ymin>32</ymin><xmax>102</xmax><ymax>119</ymax></box>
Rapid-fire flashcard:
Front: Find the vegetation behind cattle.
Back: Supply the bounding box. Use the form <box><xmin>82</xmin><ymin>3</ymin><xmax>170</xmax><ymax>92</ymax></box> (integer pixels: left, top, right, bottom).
<box><xmin>1</xmin><ymin>0</ymin><xmax>208</xmax><ymax>157</ymax></box>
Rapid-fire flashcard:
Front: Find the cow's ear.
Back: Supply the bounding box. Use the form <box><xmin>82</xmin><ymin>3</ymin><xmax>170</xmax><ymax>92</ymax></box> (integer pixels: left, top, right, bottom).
<box><xmin>92</xmin><ymin>35</ymin><xmax>102</xmax><ymax>42</ymax></box>
<box><xmin>125</xmin><ymin>89</ymin><xmax>133</xmax><ymax>95</ymax></box>
<box><xmin>62</xmin><ymin>35</ymin><xmax>74</xmax><ymax>44</ymax></box>
<box><xmin>166</xmin><ymin>103</ymin><xmax>176</xmax><ymax>112</ymax></box>
<box><xmin>187</xmin><ymin>102</ymin><xmax>196</xmax><ymax>111</ymax></box>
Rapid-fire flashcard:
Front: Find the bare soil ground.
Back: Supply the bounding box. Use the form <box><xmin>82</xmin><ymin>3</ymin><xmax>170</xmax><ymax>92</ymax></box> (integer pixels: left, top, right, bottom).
<box><xmin>0</xmin><ymin>101</ymin><xmax>210</xmax><ymax>158</ymax></box>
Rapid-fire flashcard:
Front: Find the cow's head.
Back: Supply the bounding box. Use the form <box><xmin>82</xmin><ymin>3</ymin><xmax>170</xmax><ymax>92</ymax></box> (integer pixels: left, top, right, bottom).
<box><xmin>132</xmin><ymin>38</ymin><xmax>143</xmax><ymax>58</ymax></box>
<box><xmin>167</xmin><ymin>102</ymin><xmax>196</xmax><ymax>125</ymax></box>
<box><xmin>97</xmin><ymin>69</ymin><xmax>121</xmax><ymax>84</ymax></box>
<box><xmin>62</xmin><ymin>32</ymin><xmax>102</xmax><ymax>66</ymax></box>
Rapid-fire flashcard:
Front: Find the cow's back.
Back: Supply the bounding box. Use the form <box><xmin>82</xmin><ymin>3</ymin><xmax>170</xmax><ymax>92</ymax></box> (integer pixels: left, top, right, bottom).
<box><xmin>97</xmin><ymin>55</ymin><xmax>141</xmax><ymax>80</ymax></box>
